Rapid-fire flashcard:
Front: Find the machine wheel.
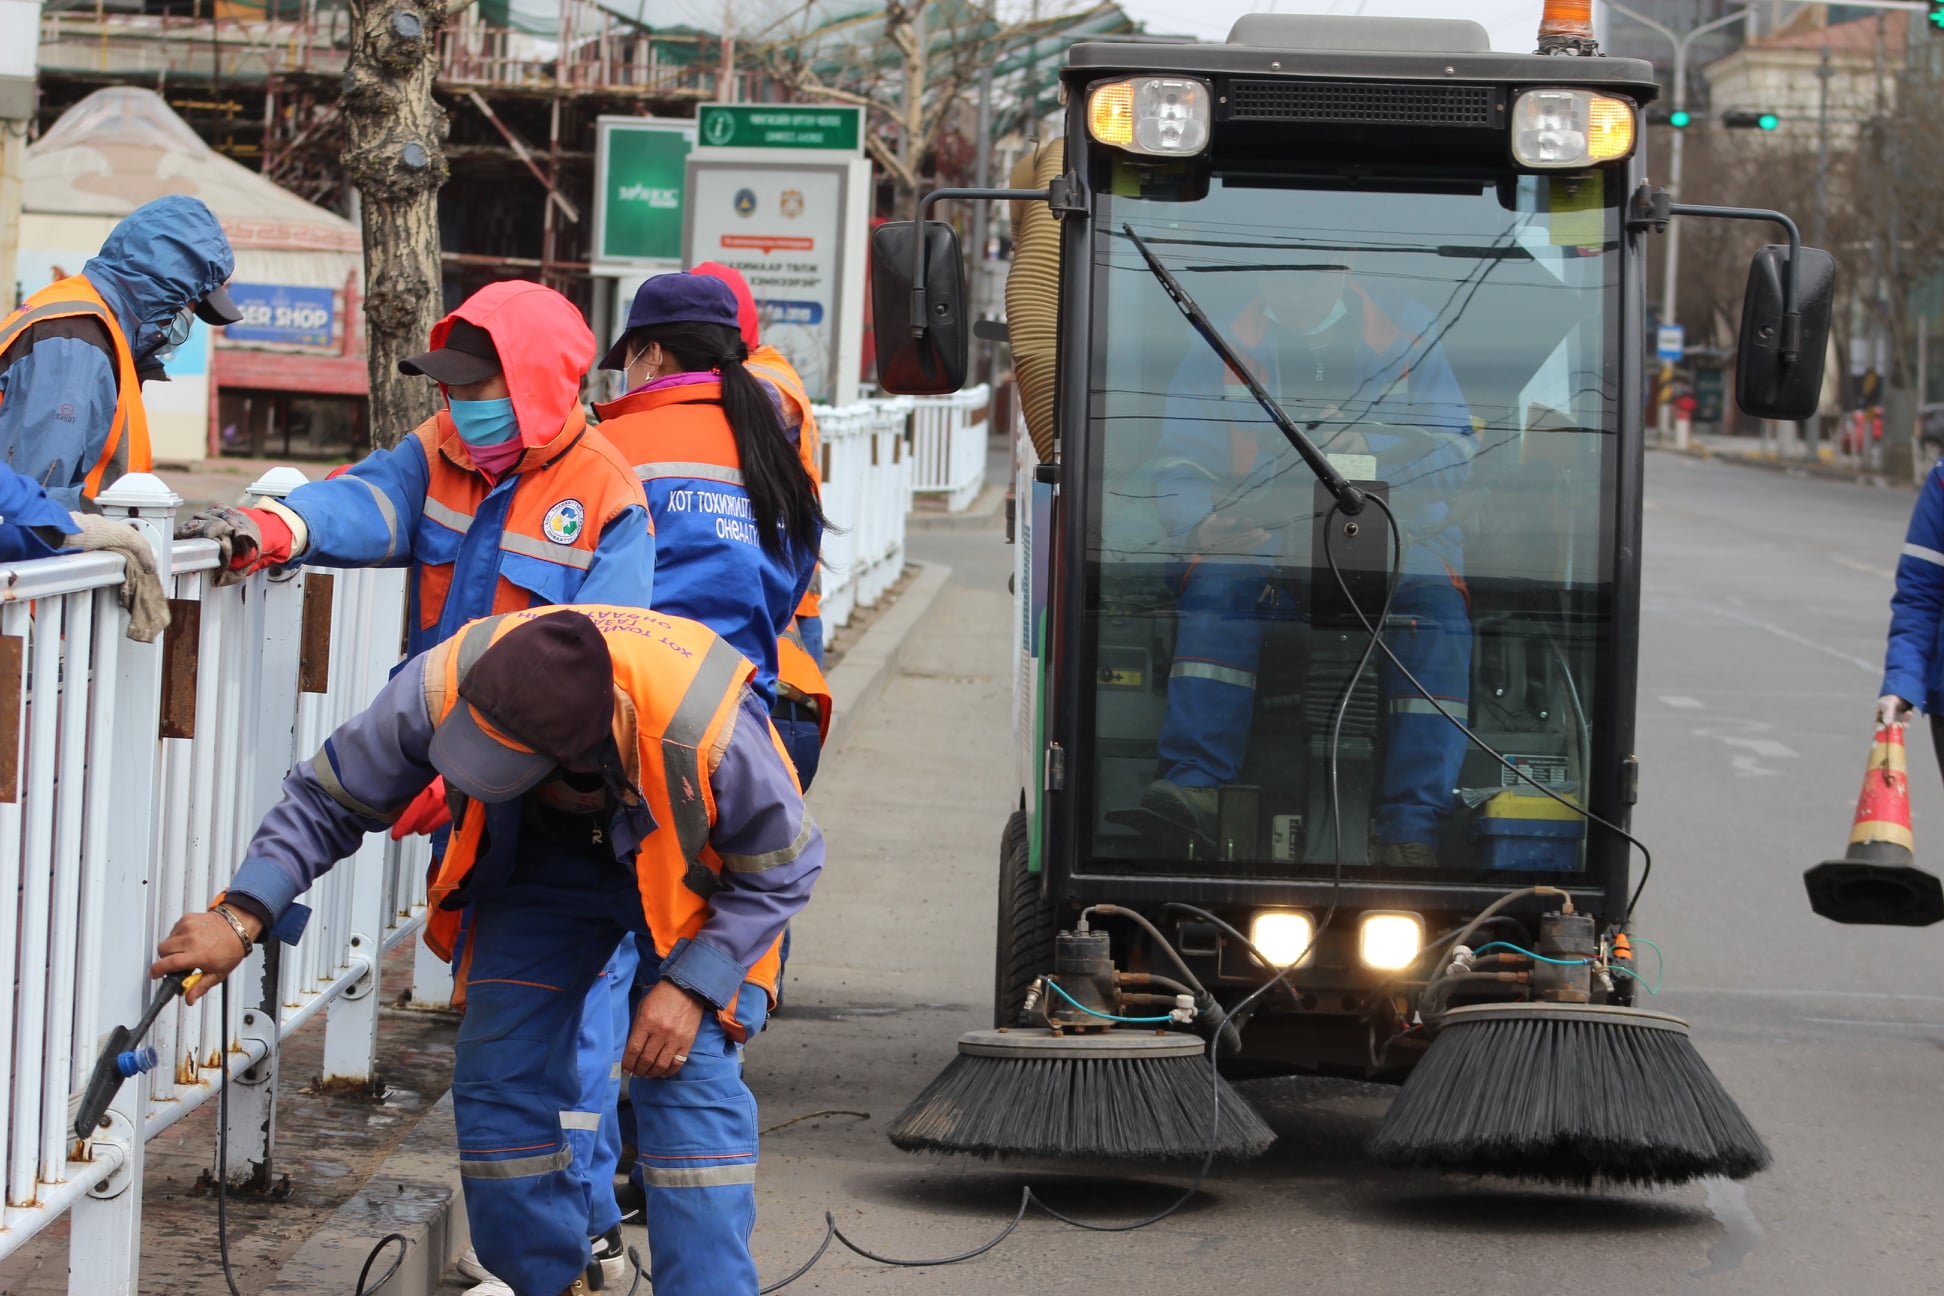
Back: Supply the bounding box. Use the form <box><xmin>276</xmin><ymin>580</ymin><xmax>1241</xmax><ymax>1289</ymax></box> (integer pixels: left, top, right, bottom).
<box><xmin>994</xmin><ymin>809</ymin><xmax>1058</xmax><ymax>1027</ymax></box>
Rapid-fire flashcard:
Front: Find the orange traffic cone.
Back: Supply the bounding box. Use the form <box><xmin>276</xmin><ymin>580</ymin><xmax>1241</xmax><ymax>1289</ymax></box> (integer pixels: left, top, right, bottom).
<box><xmin>1805</xmin><ymin>723</ymin><xmax>1944</xmax><ymax>926</ymax></box>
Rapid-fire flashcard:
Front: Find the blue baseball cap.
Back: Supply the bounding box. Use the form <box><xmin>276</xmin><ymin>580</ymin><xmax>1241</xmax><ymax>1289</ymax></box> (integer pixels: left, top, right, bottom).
<box><xmin>600</xmin><ymin>273</ymin><xmax>742</xmax><ymax>370</ymax></box>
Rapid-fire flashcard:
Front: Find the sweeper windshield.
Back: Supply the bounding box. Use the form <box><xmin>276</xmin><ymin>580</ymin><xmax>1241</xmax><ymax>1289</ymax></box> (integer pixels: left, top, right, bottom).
<box><xmin>1083</xmin><ymin>169</ymin><xmax>1621</xmax><ymax>882</ymax></box>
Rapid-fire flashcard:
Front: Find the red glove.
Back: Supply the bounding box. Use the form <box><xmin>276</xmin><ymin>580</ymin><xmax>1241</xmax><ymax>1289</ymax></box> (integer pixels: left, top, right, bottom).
<box><xmin>390</xmin><ymin>777</ymin><xmax>453</xmax><ymax>840</ymax></box>
<box><xmin>236</xmin><ymin>507</ymin><xmax>294</xmax><ymax>572</ymax></box>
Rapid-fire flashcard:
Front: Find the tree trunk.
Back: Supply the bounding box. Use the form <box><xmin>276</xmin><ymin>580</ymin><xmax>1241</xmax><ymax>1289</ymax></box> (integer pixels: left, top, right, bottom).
<box><xmin>342</xmin><ymin>0</ymin><xmax>450</xmax><ymax>449</ymax></box>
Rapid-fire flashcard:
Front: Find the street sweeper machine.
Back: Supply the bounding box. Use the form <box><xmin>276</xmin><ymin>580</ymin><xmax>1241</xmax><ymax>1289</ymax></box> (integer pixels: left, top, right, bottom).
<box><xmin>867</xmin><ymin>2</ymin><xmax>1837</xmax><ymax>1186</ymax></box>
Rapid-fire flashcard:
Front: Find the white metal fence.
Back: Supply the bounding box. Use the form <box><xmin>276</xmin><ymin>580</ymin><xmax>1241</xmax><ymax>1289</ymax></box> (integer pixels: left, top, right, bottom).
<box><xmin>817</xmin><ymin>397</ymin><xmax>915</xmax><ymax>632</ymax></box>
<box><xmin>0</xmin><ymin>471</ymin><xmax>433</xmax><ymax>1284</ymax></box>
<box><xmin>910</xmin><ymin>385</ymin><xmax>992</xmax><ymax>513</ymax></box>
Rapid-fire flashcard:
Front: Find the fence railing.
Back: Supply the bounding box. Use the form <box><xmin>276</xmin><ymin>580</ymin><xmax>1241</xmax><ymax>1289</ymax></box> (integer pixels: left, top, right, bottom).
<box><xmin>818</xmin><ymin>398</ymin><xmax>914</xmax><ymax>633</ymax></box>
<box><xmin>0</xmin><ymin>394</ymin><xmax>924</xmax><ymax>1284</ymax></box>
<box><xmin>0</xmin><ymin>472</ymin><xmax>429</xmax><ymax>1282</ymax></box>
<box><xmin>910</xmin><ymin>385</ymin><xmax>992</xmax><ymax>513</ymax></box>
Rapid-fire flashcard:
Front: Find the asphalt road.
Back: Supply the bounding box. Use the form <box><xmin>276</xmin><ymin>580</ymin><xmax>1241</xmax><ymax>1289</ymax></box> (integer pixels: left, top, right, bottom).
<box><xmin>739</xmin><ymin>451</ymin><xmax>1944</xmax><ymax>1296</ymax></box>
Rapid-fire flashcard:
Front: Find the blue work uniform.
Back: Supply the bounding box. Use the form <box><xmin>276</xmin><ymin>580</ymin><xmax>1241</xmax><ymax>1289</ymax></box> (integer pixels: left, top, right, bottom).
<box><xmin>0</xmin><ymin>464</ymin><xmax>81</xmax><ymax>561</ymax></box>
<box><xmin>224</xmin><ymin>635</ymin><xmax>821</xmax><ymax>1296</ymax></box>
<box><xmin>1151</xmin><ymin>285</ymin><xmax>1476</xmax><ymax>847</ymax></box>
<box><xmin>1884</xmin><ymin>461</ymin><xmax>1944</xmax><ymax>715</ymax></box>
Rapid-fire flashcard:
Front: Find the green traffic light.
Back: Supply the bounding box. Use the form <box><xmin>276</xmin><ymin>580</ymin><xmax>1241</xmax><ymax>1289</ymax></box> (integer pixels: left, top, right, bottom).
<box><xmin>1758</xmin><ymin>113</ymin><xmax>1779</xmax><ymax>130</ymax></box>
<box><xmin>1931</xmin><ymin>3</ymin><xmax>1944</xmax><ymax>32</ymax></box>
<box><xmin>1669</xmin><ymin>110</ymin><xmax>1691</xmax><ymax>128</ymax></box>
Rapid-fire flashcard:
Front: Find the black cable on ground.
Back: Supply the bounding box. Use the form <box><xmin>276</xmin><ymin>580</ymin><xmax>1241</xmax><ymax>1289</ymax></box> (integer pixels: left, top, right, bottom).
<box><xmin>214</xmin><ymin>978</ymin><xmax>411</xmax><ymax>1296</ymax></box>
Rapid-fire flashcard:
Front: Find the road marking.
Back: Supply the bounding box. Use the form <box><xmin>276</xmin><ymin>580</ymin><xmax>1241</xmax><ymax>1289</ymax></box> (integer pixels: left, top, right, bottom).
<box><xmin>1799</xmin><ymin>1017</ymin><xmax>1944</xmax><ymax>1031</ymax></box>
<box><xmin>1718</xmin><ymin>736</ymin><xmax>1799</xmax><ymax>759</ymax></box>
<box><xmin>1709</xmin><ymin>607</ymin><xmax>1878</xmax><ymax>675</ymax></box>
<box><xmin>1829</xmin><ymin>553</ymin><xmax>1894</xmax><ymax>579</ymax></box>
<box><xmin>1660</xmin><ymin>695</ymin><xmax>1705</xmax><ymax>709</ymax></box>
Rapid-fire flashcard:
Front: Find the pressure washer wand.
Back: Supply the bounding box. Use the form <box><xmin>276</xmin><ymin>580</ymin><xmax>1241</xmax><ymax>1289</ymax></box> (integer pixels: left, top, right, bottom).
<box><xmin>73</xmin><ymin>971</ymin><xmax>201</xmax><ymax>1140</ymax></box>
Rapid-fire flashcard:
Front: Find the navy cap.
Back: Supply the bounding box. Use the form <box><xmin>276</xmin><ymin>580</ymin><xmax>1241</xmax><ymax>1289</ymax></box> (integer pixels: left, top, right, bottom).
<box><xmin>599</xmin><ymin>273</ymin><xmax>742</xmax><ymax>370</ymax></box>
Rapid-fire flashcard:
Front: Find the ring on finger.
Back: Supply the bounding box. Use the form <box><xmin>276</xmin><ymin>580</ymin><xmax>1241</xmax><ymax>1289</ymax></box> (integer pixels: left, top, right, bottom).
<box><xmin>671</xmin><ymin>1053</ymin><xmax>688</xmax><ymax>1064</ymax></box>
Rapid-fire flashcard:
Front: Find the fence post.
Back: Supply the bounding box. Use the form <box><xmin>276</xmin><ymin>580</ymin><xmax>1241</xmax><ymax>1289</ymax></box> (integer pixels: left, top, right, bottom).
<box><xmin>66</xmin><ymin>473</ymin><xmax>179</xmax><ymax>1296</ymax></box>
<box><xmin>210</xmin><ymin>467</ymin><xmax>314</xmax><ymax>1186</ymax></box>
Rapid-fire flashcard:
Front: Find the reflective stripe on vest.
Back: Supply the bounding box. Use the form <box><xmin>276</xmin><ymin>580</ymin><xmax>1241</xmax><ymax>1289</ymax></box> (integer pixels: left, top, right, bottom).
<box><xmin>421</xmin><ymin>606</ymin><xmax>781</xmax><ymax>1034</ymax></box>
<box><xmin>635</xmin><ymin>461</ymin><xmax>746</xmax><ymax>487</ymax></box>
<box><xmin>0</xmin><ymin>277</ymin><xmax>149</xmax><ymax>500</ymax></box>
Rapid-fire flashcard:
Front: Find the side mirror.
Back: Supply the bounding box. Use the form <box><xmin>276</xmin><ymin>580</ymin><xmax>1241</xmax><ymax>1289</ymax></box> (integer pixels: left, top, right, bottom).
<box><xmin>869</xmin><ymin>220</ymin><xmax>968</xmax><ymax>396</ymax></box>
<box><xmin>1736</xmin><ymin>244</ymin><xmax>1836</xmax><ymax>422</ymax></box>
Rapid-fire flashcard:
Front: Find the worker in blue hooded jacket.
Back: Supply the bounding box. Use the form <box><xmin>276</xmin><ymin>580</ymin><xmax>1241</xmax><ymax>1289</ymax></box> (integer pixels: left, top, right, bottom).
<box><xmin>0</xmin><ymin>195</ymin><xmax>242</xmax><ymax>508</ymax></box>
<box><xmin>1878</xmin><ymin>462</ymin><xmax>1944</xmax><ymax>769</ymax></box>
<box><xmin>1137</xmin><ymin>260</ymin><xmax>1476</xmax><ymax>865</ymax></box>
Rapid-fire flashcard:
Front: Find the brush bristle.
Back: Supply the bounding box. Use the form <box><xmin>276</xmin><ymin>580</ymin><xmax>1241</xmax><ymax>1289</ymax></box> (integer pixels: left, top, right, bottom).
<box><xmin>888</xmin><ymin>1052</ymin><xmax>1277</xmax><ymax>1161</ymax></box>
<box><xmin>1369</xmin><ymin>1013</ymin><xmax>1771</xmax><ymax>1186</ymax></box>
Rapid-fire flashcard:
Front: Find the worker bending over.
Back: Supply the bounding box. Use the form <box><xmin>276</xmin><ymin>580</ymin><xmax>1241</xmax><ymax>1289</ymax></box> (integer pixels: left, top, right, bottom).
<box><xmin>153</xmin><ymin>606</ymin><xmax>821</xmax><ymax>1296</ymax></box>
<box><xmin>177</xmin><ymin>280</ymin><xmax>656</xmax><ymax>1287</ymax></box>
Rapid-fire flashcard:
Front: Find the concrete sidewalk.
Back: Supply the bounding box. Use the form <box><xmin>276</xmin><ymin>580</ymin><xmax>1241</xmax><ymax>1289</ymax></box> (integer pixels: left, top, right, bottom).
<box><xmin>1657</xmin><ymin>432</ymin><xmax>1922</xmax><ymax>491</ymax></box>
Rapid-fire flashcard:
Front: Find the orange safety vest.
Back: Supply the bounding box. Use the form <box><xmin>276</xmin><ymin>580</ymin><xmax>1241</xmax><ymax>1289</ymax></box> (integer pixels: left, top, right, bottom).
<box><xmin>747</xmin><ymin>345</ymin><xmax>824</xmax><ymax>619</ymax></box>
<box><xmin>421</xmin><ymin>605</ymin><xmax>786</xmax><ymax>1037</ymax></box>
<box><xmin>0</xmin><ymin>276</ymin><xmax>149</xmax><ymax>501</ymax></box>
<box><xmin>776</xmin><ymin>618</ymin><xmax>831</xmax><ymax>744</ymax></box>
<box><xmin>407</xmin><ymin>410</ymin><xmax>647</xmax><ymax>635</ymax></box>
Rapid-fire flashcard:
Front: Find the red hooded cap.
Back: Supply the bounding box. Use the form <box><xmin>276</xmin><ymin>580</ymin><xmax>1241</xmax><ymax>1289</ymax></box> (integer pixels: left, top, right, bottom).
<box><xmin>425</xmin><ymin>280</ymin><xmax>595</xmax><ymax>449</ymax></box>
<box><xmin>691</xmin><ymin>261</ymin><xmax>760</xmax><ymax>348</ymax></box>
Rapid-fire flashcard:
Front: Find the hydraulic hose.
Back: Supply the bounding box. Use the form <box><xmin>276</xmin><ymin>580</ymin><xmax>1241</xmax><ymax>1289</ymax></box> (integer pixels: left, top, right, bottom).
<box><xmin>1082</xmin><ymin>903</ymin><xmax>1209</xmax><ymax>999</ymax></box>
<box><xmin>1006</xmin><ymin>139</ymin><xmax>1064</xmax><ymax>462</ymax></box>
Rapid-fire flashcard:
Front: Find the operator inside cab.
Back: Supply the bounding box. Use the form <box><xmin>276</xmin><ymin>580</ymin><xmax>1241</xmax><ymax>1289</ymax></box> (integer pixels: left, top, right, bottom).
<box><xmin>1131</xmin><ymin>252</ymin><xmax>1475</xmax><ymax>865</ymax></box>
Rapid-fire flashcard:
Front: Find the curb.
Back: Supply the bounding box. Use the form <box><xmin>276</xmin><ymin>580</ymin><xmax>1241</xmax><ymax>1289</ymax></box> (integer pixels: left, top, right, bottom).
<box><xmin>255</xmin><ymin>565</ymin><xmax>955</xmax><ymax>1292</ymax></box>
<box><xmin>823</xmin><ymin>559</ymin><xmax>953</xmax><ymax>757</ymax></box>
<box><xmin>908</xmin><ymin>482</ymin><xmax>1006</xmax><ymax>531</ymax></box>
<box><xmin>1650</xmin><ymin>442</ymin><xmax>1915</xmax><ymax>489</ymax></box>
<box><xmin>258</xmin><ymin>1092</ymin><xmax>469</xmax><ymax>1296</ymax></box>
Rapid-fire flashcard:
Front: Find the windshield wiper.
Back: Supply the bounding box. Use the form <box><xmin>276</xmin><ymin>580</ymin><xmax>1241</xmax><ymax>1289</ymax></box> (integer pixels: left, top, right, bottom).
<box><xmin>1120</xmin><ymin>224</ymin><xmax>1367</xmax><ymax>516</ymax></box>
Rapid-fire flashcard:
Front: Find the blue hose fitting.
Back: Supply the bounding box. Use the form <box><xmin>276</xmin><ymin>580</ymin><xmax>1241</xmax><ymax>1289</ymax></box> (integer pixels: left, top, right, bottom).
<box><xmin>115</xmin><ymin>1046</ymin><xmax>159</xmax><ymax>1078</ymax></box>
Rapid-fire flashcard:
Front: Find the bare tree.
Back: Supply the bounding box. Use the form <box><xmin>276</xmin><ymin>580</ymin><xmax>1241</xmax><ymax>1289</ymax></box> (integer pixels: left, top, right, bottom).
<box><xmin>342</xmin><ymin>0</ymin><xmax>451</xmax><ymax>448</ymax></box>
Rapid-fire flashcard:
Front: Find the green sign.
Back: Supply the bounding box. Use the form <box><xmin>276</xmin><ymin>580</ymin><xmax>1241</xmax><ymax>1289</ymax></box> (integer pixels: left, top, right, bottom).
<box><xmin>598</xmin><ymin>121</ymin><xmax>692</xmax><ymax>263</ymax></box>
<box><xmin>696</xmin><ymin>104</ymin><xmax>863</xmax><ymax>153</ymax></box>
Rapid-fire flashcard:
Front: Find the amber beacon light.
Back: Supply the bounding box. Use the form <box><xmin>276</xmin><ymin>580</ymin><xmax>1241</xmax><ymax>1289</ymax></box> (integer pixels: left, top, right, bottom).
<box><xmin>1539</xmin><ymin>0</ymin><xmax>1595</xmax><ymax>40</ymax></box>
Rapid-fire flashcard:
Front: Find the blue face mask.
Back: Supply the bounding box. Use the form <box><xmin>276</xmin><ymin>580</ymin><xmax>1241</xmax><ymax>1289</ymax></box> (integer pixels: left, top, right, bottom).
<box><xmin>447</xmin><ymin>396</ymin><xmax>519</xmax><ymax>446</ymax></box>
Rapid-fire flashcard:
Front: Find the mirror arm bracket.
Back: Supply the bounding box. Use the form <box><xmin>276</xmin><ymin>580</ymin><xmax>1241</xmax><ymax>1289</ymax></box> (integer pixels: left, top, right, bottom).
<box><xmin>908</xmin><ymin>178</ymin><xmax>1089</xmax><ymax>338</ymax></box>
<box><xmin>1630</xmin><ymin>183</ymin><xmax>1805</xmax><ymax>364</ymax></box>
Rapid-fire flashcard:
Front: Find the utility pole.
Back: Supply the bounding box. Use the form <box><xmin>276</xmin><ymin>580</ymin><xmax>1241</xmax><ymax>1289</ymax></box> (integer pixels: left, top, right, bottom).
<box><xmin>0</xmin><ymin>0</ymin><xmax>39</xmax><ymax>311</ymax></box>
<box><xmin>971</xmin><ymin>61</ymin><xmax>993</xmax><ymax>380</ymax></box>
<box><xmin>1607</xmin><ymin>3</ymin><xmax>1757</xmax><ymax>440</ymax></box>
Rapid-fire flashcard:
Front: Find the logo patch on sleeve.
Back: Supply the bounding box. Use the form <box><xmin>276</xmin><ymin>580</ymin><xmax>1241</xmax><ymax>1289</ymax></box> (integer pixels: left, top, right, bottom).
<box><xmin>542</xmin><ymin>499</ymin><xmax>586</xmax><ymax>545</ymax></box>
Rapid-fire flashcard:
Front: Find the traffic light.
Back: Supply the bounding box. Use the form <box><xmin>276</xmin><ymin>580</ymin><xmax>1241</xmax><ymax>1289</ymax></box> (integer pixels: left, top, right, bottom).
<box><xmin>1929</xmin><ymin>1</ymin><xmax>1944</xmax><ymax>34</ymax></box>
<box><xmin>1669</xmin><ymin>109</ymin><xmax>1692</xmax><ymax>129</ymax></box>
<box><xmin>1722</xmin><ymin>110</ymin><xmax>1780</xmax><ymax>131</ymax></box>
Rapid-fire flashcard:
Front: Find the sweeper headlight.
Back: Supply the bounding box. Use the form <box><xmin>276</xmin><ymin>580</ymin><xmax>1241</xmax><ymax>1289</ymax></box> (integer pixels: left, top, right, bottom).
<box><xmin>1087</xmin><ymin>78</ymin><xmax>1211</xmax><ymax>157</ymax></box>
<box><xmin>1249</xmin><ymin>909</ymin><xmax>1316</xmax><ymax>967</ymax></box>
<box><xmin>1358</xmin><ymin>912</ymin><xmax>1424</xmax><ymax>971</ymax></box>
<box><xmin>1511</xmin><ymin>89</ymin><xmax>1636</xmax><ymax>168</ymax></box>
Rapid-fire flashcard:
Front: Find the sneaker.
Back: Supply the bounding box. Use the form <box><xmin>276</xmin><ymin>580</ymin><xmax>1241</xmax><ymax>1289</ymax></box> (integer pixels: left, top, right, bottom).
<box><xmin>590</xmin><ymin>1225</ymin><xmax>629</xmax><ymax>1290</ymax></box>
<box><xmin>1139</xmin><ymin>779</ymin><xmax>1221</xmax><ymax>842</ymax></box>
<box><xmin>1376</xmin><ymin>841</ymin><xmax>1439</xmax><ymax>869</ymax></box>
<box><xmin>457</xmin><ymin>1247</ymin><xmax>494</xmax><ymax>1283</ymax></box>
<box><xmin>463</xmin><ymin>1275</ymin><xmax>514</xmax><ymax>1296</ymax></box>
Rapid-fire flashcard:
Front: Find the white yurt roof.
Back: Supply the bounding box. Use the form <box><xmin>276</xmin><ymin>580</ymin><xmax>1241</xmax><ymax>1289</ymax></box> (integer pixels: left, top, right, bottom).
<box><xmin>24</xmin><ymin>86</ymin><xmax>360</xmax><ymax>257</ymax></box>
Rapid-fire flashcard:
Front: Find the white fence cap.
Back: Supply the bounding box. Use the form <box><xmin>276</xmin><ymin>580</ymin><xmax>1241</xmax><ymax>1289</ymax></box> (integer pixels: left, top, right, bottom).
<box><xmin>248</xmin><ymin>466</ymin><xmax>315</xmax><ymax>500</ymax></box>
<box><xmin>95</xmin><ymin>472</ymin><xmax>183</xmax><ymax>513</ymax></box>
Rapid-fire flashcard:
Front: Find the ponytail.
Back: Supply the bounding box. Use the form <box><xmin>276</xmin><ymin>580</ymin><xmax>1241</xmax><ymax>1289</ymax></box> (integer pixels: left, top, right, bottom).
<box><xmin>632</xmin><ymin>321</ymin><xmax>827</xmax><ymax>562</ymax></box>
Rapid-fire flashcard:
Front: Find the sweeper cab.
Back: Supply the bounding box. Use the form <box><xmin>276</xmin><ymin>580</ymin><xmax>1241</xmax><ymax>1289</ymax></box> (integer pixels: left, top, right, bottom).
<box><xmin>870</xmin><ymin>5</ymin><xmax>1832</xmax><ymax>1181</ymax></box>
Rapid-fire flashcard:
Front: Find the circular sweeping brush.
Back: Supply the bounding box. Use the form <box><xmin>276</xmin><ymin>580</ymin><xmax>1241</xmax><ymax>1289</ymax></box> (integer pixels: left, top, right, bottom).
<box><xmin>888</xmin><ymin>1028</ymin><xmax>1276</xmax><ymax>1161</ymax></box>
<box><xmin>1368</xmin><ymin>1002</ymin><xmax>1770</xmax><ymax>1187</ymax></box>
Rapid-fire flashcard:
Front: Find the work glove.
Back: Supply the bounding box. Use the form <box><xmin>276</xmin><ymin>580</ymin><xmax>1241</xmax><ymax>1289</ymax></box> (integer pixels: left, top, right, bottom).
<box><xmin>174</xmin><ymin>505</ymin><xmax>294</xmax><ymax>587</ymax></box>
<box><xmin>64</xmin><ymin>513</ymin><xmax>171</xmax><ymax>643</ymax></box>
<box><xmin>1876</xmin><ymin>694</ymin><xmax>1913</xmax><ymax>729</ymax></box>
<box><xmin>390</xmin><ymin>777</ymin><xmax>453</xmax><ymax>840</ymax></box>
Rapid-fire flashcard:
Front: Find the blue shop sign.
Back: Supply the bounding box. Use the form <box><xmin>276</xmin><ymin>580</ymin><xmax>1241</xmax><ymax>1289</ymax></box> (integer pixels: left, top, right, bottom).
<box><xmin>226</xmin><ymin>283</ymin><xmax>336</xmax><ymax>347</ymax></box>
